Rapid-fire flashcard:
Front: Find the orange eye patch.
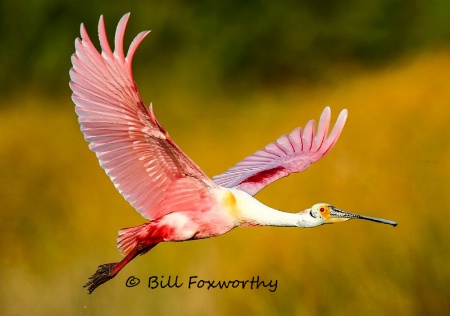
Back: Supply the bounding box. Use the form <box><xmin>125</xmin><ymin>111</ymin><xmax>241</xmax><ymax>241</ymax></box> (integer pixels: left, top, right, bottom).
<box><xmin>318</xmin><ymin>205</ymin><xmax>330</xmax><ymax>218</ymax></box>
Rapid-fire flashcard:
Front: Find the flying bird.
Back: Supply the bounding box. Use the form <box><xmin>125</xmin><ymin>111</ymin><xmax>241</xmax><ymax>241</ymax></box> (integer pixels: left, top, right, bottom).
<box><xmin>69</xmin><ymin>13</ymin><xmax>397</xmax><ymax>294</ymax></box>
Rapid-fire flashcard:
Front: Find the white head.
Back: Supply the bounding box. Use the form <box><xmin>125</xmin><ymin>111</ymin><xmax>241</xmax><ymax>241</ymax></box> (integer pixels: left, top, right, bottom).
<box><xmin>298</xmin><ymin>203</ymin><xmax>397</xmax><ymax>228</ymax></box>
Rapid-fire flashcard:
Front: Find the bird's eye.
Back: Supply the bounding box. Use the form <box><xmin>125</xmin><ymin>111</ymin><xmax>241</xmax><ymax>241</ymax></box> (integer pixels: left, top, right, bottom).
<box><xmin>320</xmin><ymin>207</ymin><xmax>325</xmax><ymax>213</ymax></box>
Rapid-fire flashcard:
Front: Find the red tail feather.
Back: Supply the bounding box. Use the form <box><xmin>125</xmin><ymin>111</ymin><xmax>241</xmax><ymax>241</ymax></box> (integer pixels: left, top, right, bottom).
<box><xmin>117</xmin><ymin>224</ymin><xmax>149</xmax><ymax>255</ymax></box>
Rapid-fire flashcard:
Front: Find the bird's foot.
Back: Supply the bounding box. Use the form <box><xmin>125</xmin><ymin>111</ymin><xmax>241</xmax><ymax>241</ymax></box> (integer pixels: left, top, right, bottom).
<box><xmin>84</xmin><ymin>262</ymin><xmax>117</xmax><ymax>294</ymax></box>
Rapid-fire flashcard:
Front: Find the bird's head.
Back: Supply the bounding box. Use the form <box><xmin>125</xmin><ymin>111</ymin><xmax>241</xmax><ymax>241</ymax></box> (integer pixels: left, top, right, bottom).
<box><xmin>299</xmin><ymin>203</ymin><xmax>397</xmax><ymax>227</ymax></box>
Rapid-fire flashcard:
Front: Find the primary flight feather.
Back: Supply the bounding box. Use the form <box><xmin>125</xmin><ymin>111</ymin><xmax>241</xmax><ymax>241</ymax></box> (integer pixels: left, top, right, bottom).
<box><xmin>69</xmin><ymin>13</ymin><xmax>397</xmax><ymax>294</ymax></box>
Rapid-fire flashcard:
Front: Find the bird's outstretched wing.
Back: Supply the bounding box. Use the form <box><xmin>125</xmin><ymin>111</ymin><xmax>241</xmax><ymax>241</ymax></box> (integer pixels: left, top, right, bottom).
<box><xmin>213</xmin><ymin>107</ymin><xmax>348</xmax><ymax>195</ymax></box>
<box><xmin>70</xmin><ymin>14</ymin><xmax>216</xmax><ymax>220</ymax></box>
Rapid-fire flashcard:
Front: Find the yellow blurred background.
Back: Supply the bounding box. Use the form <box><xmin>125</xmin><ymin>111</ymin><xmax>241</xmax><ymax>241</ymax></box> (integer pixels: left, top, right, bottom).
<box><xmin>1</xmin><ymin>2</ymin><xmax>450</xmax><ymax>315</ymax></box>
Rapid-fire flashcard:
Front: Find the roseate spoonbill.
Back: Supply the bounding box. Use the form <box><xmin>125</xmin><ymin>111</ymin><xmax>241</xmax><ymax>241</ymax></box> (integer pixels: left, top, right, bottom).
<box><xmin>69</xmin><ymin>13</ymin><xmax>397</xmax><ymax>294</ymax></box>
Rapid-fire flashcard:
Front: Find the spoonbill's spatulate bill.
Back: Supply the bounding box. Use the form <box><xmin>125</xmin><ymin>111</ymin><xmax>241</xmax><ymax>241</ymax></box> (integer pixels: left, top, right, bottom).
<box><xmin>69</xmin><ymin>13</ymin><xmax>397</xmax><ymax>294</ymax></box>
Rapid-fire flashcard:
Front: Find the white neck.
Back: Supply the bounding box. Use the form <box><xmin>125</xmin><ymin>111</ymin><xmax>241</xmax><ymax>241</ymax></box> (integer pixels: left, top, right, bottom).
<box><xmin>229</xmin><ymin>189</ymin><xmax>315</xmax><ymax>228</ymax></box>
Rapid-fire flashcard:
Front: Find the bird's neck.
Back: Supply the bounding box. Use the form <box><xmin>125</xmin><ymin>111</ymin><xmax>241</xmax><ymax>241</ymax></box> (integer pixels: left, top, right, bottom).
<box><xmin>228</xmin><ymin>189</ymin><xmax>306</xmax><ymax>227</ymax></box>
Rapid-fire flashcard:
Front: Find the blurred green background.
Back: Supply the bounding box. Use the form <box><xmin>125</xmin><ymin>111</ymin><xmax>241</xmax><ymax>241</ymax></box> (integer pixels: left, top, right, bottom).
<box><xmin>1</xmin><ymin>1</ymin><xmax>449</xmax><ymax>315</ymax></box>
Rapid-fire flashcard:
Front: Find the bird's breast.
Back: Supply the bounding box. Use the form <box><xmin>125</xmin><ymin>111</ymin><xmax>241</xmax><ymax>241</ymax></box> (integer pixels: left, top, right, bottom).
<box><xmin>221</xmin><ymin>189</ymin><xmax>241</xmax><ymax>219</ymax></box>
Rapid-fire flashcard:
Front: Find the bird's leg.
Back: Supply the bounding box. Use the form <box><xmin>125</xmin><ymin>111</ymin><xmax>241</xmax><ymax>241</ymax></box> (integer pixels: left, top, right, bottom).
<box><xmin>84</xmin><ymin>243</ymin><xmax>157</xmax><ymax>294</ymax></box>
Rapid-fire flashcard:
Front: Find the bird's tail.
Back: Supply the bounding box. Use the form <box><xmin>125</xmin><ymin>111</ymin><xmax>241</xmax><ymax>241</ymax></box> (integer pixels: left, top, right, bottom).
<box><xmin>117</xmin><ymin>224</ymin><xmax>150</xmax><ymax>256</ymax></box>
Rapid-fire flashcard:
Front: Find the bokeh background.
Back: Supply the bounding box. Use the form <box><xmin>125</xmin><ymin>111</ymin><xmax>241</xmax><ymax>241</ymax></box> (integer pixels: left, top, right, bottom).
<box><xmin>1</xmin><ymin>1</ymin><xmax>450</xmax><ymax>315</ymax></box>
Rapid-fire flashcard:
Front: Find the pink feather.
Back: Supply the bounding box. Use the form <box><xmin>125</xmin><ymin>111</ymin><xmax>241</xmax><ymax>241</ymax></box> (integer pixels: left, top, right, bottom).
<box><xmin>213</xmin><ymin>107</ymin><xmax>348</xmax><ymax>195</ymax></box>
<box><xmin>70</xmin><ymin>13</ymin><xmax>215</xmax><ymax>221</ymax></box>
